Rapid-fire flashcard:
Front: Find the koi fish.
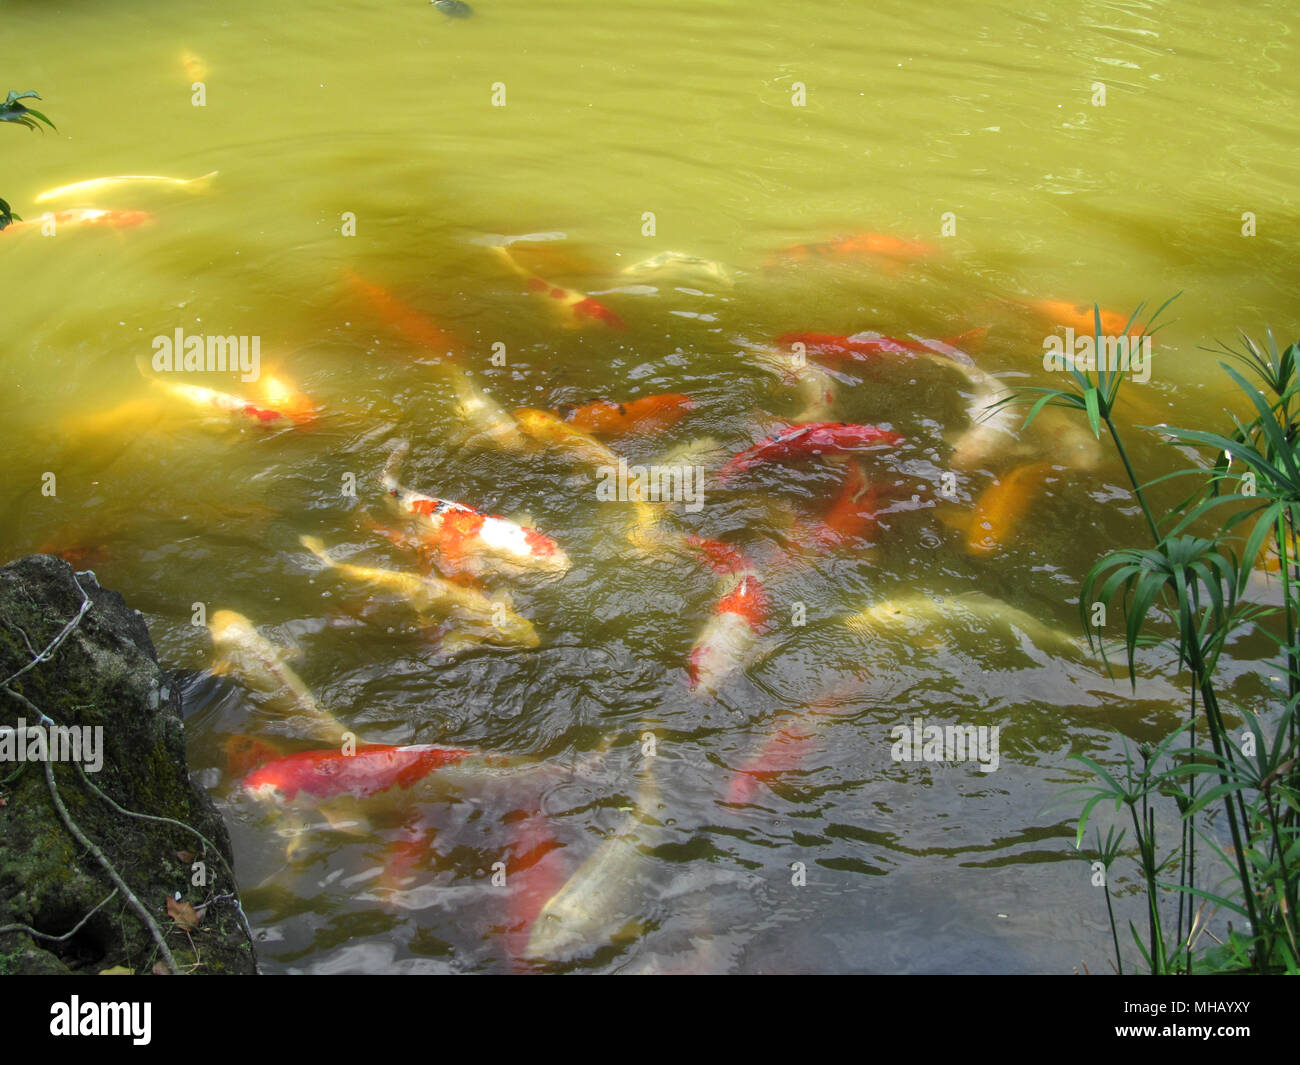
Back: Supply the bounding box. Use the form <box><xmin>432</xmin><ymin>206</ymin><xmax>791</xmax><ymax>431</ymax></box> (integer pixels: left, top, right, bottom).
<box><xmin>0</xmin><ymin>208</ymin><xmax>150</xmax><ymax>234</ymax></box>
<box><xmin>727</xmin><ymin>682</ymin><xmax>862</xmax><ymax>804</ymax></box>
<box><xmin>774</xmin><ymin>328</ymin><xmax>985</xmax><ymax>363</ymax></box>
<box><xmin>843</xmin><ymin>590</ymin><xmax>1085</xmax><ymax>656</ymax></box>
<box><xmin>751</xmin><ymin>346</ymin><xmax>841</xmax><ymax>423</ymax></box>
<box><xmin>299</xmin><ymin>535</ymin><xmax>539</xmax><ymax>648</ymax></box>
<box><xmin>525</xmin><ymin>761</ymin><xmax>658</xmax><ymax>960</ymax></box>
<box><xmin>683</xmin><ymin>534</ymin><xmax>750</xmax><ymax>576</ymax></box>
<box><xmin>447</xmin><ymin>368</ymin><xmax>526</xmax><ymax>451</ymax></box>
<box><xmin>625</xmin><ymin>437</ymin><xmax>727</xmax><ymax>557</ymax></box>
<box><xmin>491</xmin><ymin>245</ymin><xmax>626</xmax><ymax>329</ymax></box>
<box><xmin>181</xmin><ymin>49</ymin><xmax>209</xmax><ymax>83</ymax></box>
<box><xmin>502</xmin><ymin>812</ymin><xmax>568</xmax><ymax>966</ymax></box>
<box><xmin>787</xmin><ymin>461</ymin><xmax>889</xmax><ymax>550</ymax></box>
<box><xmin>718</xmin><ymin>422</ymin><xmax>903</xmax><ymax>482</ymax></box>
<box><xmin>225</xmin><ymin>733</ymin><xmax>286</xmax><ymax>779</ymax></box>
<box><xmin>207</xmin><ymin>609</ymin><xmax>352</xmax><ymax>745</ymax></box>
<box><xmin>377</xmin><ymin>814</ymin><xmax>437</xmax><ymax>897</ymax></box>
<box><xmin>382</xmin><ymin>441</ymin><xmax>570</xmax><ymax>577</ymax></box>
<box><xmin>555</xmin><ymin>393</ymin><xmax>695</xmax><ymax>437</ymax></box>
<box><xmin>620</xmin><ymin>251</ymin><xmax>734</xmax><ymax>286</ymax></box>
<box><xmin>769</xmin><ymin>232</ymin><xmax>936</xmax><ymax>267</ymax></box>
<box><xmin>1023</xmin><ymin>299</ymin><xmax>1137</xmax><ymax>338</ymax></box>
<box><xmin>344</xmin><ymin>269</ymin><xmax>462</xmax><ymax>359</ymax></box>
<box><xmin>688</xmin><ymin>560</ymin><xmax>769</xmax><ymax>695</ymax></box>
<box><xmin>942</xmin><ymin>460</ymin><xmax>1056</xmax><ymax>556</ymax></box>
<box><xmin>514</xmin><ymin>408</ymin><xmax>623</xmax><ymax>469</ymax></box>
<box><xmin>258</xmin><ymin>373</ymin><xmax>316</xmax><ymax>424</ymax></box>
<box><xmin>146</xmin><ymin>378</ymin><xmax>304</xmax><ymax>427</ymax></box>
<box><xmin>34</xmin><ymin>172</ymin><xmax>218</xmax><ymax>204</ymax></box>
<box><xmin>242</xmin><ymin>744</ymin><xmax>477</xmax><ymax>804</ymax></box>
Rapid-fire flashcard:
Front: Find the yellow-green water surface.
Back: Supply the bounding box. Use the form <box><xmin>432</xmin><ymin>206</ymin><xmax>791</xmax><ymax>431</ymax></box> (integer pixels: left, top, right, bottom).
<box><xmin>3</xmin><ymin>0</ymin><xmax>1298</xmax><ymax>972</ymax></box>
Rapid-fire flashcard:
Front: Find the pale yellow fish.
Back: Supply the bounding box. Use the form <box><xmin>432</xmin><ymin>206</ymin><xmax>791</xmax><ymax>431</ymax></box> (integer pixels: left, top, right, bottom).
<box><xmin>844</xmin><ymin>591</ymin><xmax>1085</xmax><ymax>656</ymax></box>
<box><xmin>752</xmin><ymin>346</ymin><xmax>840</xmax><ymax>422</ymax></box>
<box><xmin>299</xmin><ymin>536</ymin><xmax>538</xmax><ymax>648</ymax></box>
<box><xmin>207</xmin><ymin>609</ymin><xmax>351</xmax><ymax>744</ymax></box>
<box><xmin>626</xmin><ymin>436</ymin><xmax>723</xmax><ymax>556</ymax></box>
<box><xmin>437</xmin><ymin>366</ymin><xmax>525</xmax><ymax>451</ymax></box>
<box><xmin>181</xmin><ymin>50</ymin><xmax>209</xmax><ymax>83</ymax></box>
<box><xmin>526</xmin><ymin>756</ymin><xmax>659</xmax><ymax>960</ymax></box>
<box><xmin>515</xmin><ymin>408</ymin><xmax>623</xmax><ymax>469</ymax></box>
<box><xmin>35</xmin><ymin>171</ymin><xmax>218</xmax><ymax>204</ymax></box>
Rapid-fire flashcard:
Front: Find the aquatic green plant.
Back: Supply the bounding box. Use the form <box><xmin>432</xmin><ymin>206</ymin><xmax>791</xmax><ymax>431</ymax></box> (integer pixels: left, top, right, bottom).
<box><xmin>996</xmin><ymin>306</ymin><xmax>1300</xmax><ymax>974</ymax></box>
<box><xmin>1</xmin><ymin>90</ymin><xmax>55</xmax><ymax>231</ymax></box>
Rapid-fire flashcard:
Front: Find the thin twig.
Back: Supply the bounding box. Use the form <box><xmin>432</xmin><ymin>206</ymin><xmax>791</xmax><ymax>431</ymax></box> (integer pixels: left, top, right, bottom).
<box><xmin>0</xmin><ymin>888</ymin><xmax>118</xmax><ymax>942</ymax></box>
<box><xmin>75</xmin><ymin>764</ymin><xmax>260</xmax><ymax>969</ymax></box>
<box><xmin>0</xmin><ymin>571</ymin><xmax>92</xmax><ymax>689</ymax></box>
<box><xmin>41</xmin><ymin>755</ymin><xmax>180</xmax><ymax>974</ymax></box>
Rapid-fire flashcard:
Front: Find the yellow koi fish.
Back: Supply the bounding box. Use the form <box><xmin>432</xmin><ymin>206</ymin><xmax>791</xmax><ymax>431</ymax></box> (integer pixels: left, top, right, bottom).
<box><xmin>844</xmin><ymin>590</ymin><xmax>1085</xmax><ymax>657</ymax></box>
<box><xmin>949</xmin><ymin>461</ymin><xmax>1056</xmax><ymax>556</ymax></box>
<box><xmin>513</xmin><ymin>408</ymin><xmax>623</xmax><ymax>469</ymax></box>
<box><xmin>35</xmin><ymin>172</ymin><xmax>218</xmax><ymax>204</ymax></box>
<box><xmin>207</xmin><ymin>610</ymin><xmax>351</xmax><ymax>745</ymax></box>
<box><xmin>299</xmin><ymin>536</ymin><xmax>539</xmax><ymax>649</ymax></box>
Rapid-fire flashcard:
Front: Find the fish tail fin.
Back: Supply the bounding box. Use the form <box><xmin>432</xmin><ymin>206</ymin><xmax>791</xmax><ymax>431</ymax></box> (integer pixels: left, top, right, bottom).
<box><xmin>299</xmin><ymin>535</ymin><xmax>335</xmax><ymax>567</ymax></box>
<box><xmin>949</xmin><ymin>326</ymin><xmax>989</xmax><ymax>352</ymax></box>
<box><xmin>382</xmin><ymin>439</ymin><xmax>411</xmax><ymax>491</ymax></box>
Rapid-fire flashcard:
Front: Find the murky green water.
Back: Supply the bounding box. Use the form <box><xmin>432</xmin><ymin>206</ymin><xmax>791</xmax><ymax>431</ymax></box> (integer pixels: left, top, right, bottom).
<box><xmin>3</xmin><ymin>0</ymin><xmax>1298</xmax><ymax>972</ymax></box>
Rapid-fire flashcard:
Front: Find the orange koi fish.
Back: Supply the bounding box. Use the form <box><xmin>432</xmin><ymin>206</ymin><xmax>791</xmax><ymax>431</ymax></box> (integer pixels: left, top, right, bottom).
<box><xmin>344</xmin><ymin>269</ymin><xmax>462</xmax><ymax>359</ymax></box>
<box><xmin>769</xmin><ymin>232</ymin><xmax>936</xmax><ymax>267</ymax></box>
<box><xmin>0</xmin><ymin>208</ymin><xmax>151</xmax><ymax>235</ymax></box>
<box><xmin>242</xmin><ymin>744</ymin><xmax>478</xmax><ymax>804</ymax></box>
<box><xmin>1024</xmin><ymin>299</ymin><xmax>1137</xmax><ymax>338</ymax></box>
<box><xmin>948</xmin><ymin>461</ymin><xmax>1056</xmax><ymax>556</ymax></box>
<box><xmin>555</xmin><ymin>393</ymin><xmax>694</xmax><ymax>437</ymax></box>
<box><xmin>787</xmin><ymin>461</ymin><xmax>891</xmax><ymax>551</ymax></box>
<box><xmin>491</xmin><ymin>245</ymin><xmax>626</xmax><ymax>329</ymax></box>
<box><xmin>688</xmin><ymin>557</ymin><xmax>769</xmax><ymax>695</ymax></box>
<box><xmin>225</xmin><ymin>733</ymin><xmax>286</xmax><ymax>779</ymax></box>
<box><xmin>382</xmin><ymin>441</ymin><xmax>570</xmax><ymax>576</ymax></box>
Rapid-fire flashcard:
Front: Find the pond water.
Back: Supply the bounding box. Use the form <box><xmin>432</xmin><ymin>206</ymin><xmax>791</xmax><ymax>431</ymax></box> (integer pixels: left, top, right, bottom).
<box><xmin>3</xmin><ymin>0</ymin><xmax>1298</xmax><ymax>972</ymax></box>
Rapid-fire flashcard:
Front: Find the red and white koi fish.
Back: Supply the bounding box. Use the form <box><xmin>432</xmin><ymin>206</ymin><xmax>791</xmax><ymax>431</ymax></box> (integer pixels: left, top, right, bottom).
<box><xmin>688</xmin><ymin>551</ymin><xmax>769</xmax><ymax>695</ymax></box>
<box><xmin>525</xmin><ymin>760</ymin><xmax>658</xmax><ymax>960</ymax></box>
<box><xmin>491</xmin><ymin>245</ymin><xmax>626</xmax><ymax>329</ymax></box>
<box><xmin>554</xmin><ymin>393</ymin><xmax>694</xmax><ymax>437</ymax></box>
<box><xmin>344</xmin><ymin>269</ymin><xmax>462</xmax><ymax>359</ymax></box>
<box><xmin>773</xmin><ymin>328</ymin><xmax>986</xmax><ymax>363</ymax></box>
<box><xmin>727</xmin><ymin>682</ymin><xmax>862</xmax><ymax>804</ymax></box>
<box><xmin>768</xmin><ymin>232</ymin><xmax>936</xmax><ymax>268</ymax></box>
<box><xmin>502</xmin><ymin>812</ymin><xmax>568</xmax><ymax>966</ymax></box>
<box><xmin>718</xmin><ymin>422</ymin><xmax>903</xmax><ymax>482</ymax></box>
<box><xmin>381</xmin><ymin>441</ymin><xmax>570</xmax><ymax>576</ymax></box>
<box><xmin>147</xmin><ymin>378</ymin><xmax>309</xmax><ymax>427</ymax></box>
<box><xmin>0</xmin><ymin>207</ymin><xmax>151</xmax><ymax>234</ymax></box>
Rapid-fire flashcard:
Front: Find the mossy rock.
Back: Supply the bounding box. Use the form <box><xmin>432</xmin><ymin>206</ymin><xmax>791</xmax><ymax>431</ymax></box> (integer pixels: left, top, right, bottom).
<box><xmin>0</xmin><ymin>555</ymin><xmax>256</xmax><ymax>974</ymax></box>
